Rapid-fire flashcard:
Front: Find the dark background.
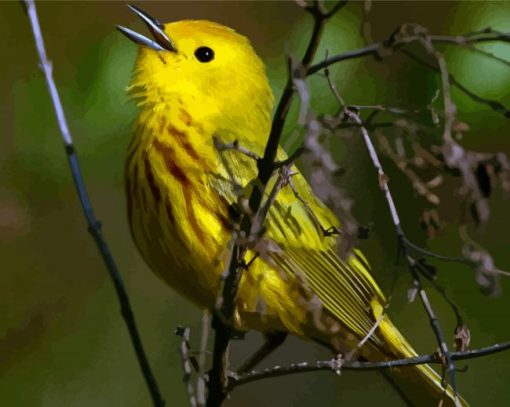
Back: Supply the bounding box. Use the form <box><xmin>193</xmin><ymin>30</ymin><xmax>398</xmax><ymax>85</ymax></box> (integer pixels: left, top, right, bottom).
<box><xmin>1</xmin><ymin>1</ymin><xmax>510</xmax><ymax>405</ymax></box>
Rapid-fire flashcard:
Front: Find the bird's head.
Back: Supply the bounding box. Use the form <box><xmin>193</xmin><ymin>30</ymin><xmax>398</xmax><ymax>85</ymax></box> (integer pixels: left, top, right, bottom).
<box><xmin>118</xmin><ymin>5</ymin><xmax>273</xmax><ymax>131</ymax></box>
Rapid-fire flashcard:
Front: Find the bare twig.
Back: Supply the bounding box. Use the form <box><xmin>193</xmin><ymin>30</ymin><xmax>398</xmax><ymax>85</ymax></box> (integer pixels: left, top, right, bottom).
<box><xmin>252</xmin><ymin>166</ymin><xmax>295</xmax><ymax>237</ymax></box>
<box><xmin>308</xmin><ymin>29</ymin><xmax>510</xmax><ymax>118</ymax></box>
<box><xmin>176</xmin><ymin>326</ymin><xmax>198</xmax><ymax>407</ymax></box>
<box><xmin>345</xmin><ymin>110</ymin><xmax>474</xmax><ymax>268</ymax></box>
<box><xmin>344</xmin><ymin>109</ymin><xmax>402</xmax><ymax>231</ymax></box>
<box><xmin>308</xmin><ymin>43</ymin><xmax>380</xmax><ymax>75</ymax></box>
<box><xmin>207</xmin><ymin>245</ymin><xmax>243</xmax><ymax>406</ymax></box>
<box><xmin>343</xmin><ymin>107</ymin><xmax>459</xmax><ymax>396</ymax></box>
<box><xmin>413</xmin><ymin>25</ymin><xmax>456</xmax><ymax>143</ymax></box>
<box><xmin>399</xmin><ymin>48</ymin><xmax>510</xmax><ymax>118</ymax></box>
<box><xmin>197</xmin><ymin>313</ymin><xmax>210</xmax><ymax>407</ymax></box>
<box><xmin>288</xmin><ymin>176</ymin><xmax>329</xmax><ymax>235</ymax></box>
<box><xmin>463</xmin><ymin>45</ymin><xmax>510</xmax><ymax>69</ymax></box>
<box><xmin>274</xmin><ymin>146</ymin><xmax>305</xmax><ymax>169</ymax></box>
<box><xmin>228</xmin><ymin>340</ymin><xmax>510</xmax><ymax>390</ymax></box>
<box><xmin>310</xmin><ymin>28</ymin><xmax>510</xmax><ymax>75</ymax></box>
<box><xmin>213</xmin><ymin>137</ymin><xmax>261</xmax><ymax>162</ymax></box>
<box><xmin>207</xmin><ymin>3</ymin><xmax>349</xmax><ymax>405</ymax></box>
<box><xmin>408</xmin><ymin>257</ymin><xmax>457</xmax><ymax>396</ymax></box>
<box><xmin>323</xmin><ymin>49</ymin><xmax>346</xmax><ymax>109</ymax></box>
<box><xmin>23</xmin><ymin>1</ymin><xmax>164</xmax><ymax>406</ymax></box>
<box><xmin>429</xmin><ymin>29</ymin><xmax>510</xmax><ymax>45</ymax></box>
<box><xmin>254</xmin><ymin>0</ymin><xmax>347</xmax><ymax>209</ymax></box>
<box><xmin>345</xmin><ymin>311</ymin><xmax>385</xmax><ymax>362</ymax></box>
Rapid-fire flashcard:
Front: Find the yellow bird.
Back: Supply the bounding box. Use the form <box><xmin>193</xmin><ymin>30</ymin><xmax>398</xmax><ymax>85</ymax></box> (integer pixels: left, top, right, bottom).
<box><xmin>118</xmin><ymin>5</ymin><xmax>466</xmax><ymax>406</ymax></box>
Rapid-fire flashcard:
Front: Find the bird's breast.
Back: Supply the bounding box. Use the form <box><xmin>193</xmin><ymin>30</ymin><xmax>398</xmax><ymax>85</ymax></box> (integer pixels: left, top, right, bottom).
<box><xmin>124</xmin><ymin>110</ymin><xmax>234</xmax><ymax>307</ymax></box>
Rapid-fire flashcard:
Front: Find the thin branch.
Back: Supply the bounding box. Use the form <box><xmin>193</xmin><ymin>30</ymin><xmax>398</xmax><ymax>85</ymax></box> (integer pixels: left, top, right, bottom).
<box><xmin>196</xmin><ymin>312</ymin><xmax>210</xmax><ymax>407</ymax></box>
<box><xmin>415</xmin><ymin>26</ymin><xmax>456</xmax><ymax>143</ymax></box>
<box><xmin>274</xmin><ymin>146</ymin><xmax>305</xmax><ymax>169</ymax></box>
<box><xmin>308</xmin><ymin>44</ymin><xmax>380</xmax><ymax>75</ymax></box>
<box><xmin>309</xmin><ymin>29</ymin><xmax>510</xmax><ymax>75</ymax></box>
<box><xmin>345</xmin><ymin>311</ymin><xmax>385</xmax><ymax>362</ymax></box>
<box><xmin>213</xmin><ymin>136</ymin><xmax>261</xmax><ymax>162</ymax></box>
<box><xmin>252</xmin><ymin>166</ymin><xmax>295</xmax><ymax>237</ymax></box>
<box><xmin>400</xmin><ymin>48</ymin><xmax>510</xmax><ymax>118</ymax></box>
<box><xmin>288</xmin><ymin>176</ymin><xmax>329</xmax><ymax>235</ymax></box>
<box><xmin>301</xmin><ymin>1</ymin><xmax>328</xmax><ymax>67</ymax></box>
<box><xmin>424</xmin><ymin>270</ymin><xmax>464</xmax><ymax>328</ymax></box>
<box><xmin>252</xmin><ymin>0</ymin><xmax>347</xmax><ymax>214</ymax></box>
<box><xmin>308</xmin><ymin>29</ymin><xmax>510</xmax><ymax>118</ymax></box>
<box><xmin>324</xmin><ymin>0</ymin><xmax>349</xmax><ymax>19</ymax></box>
<box><xmin>228</xmin><ymin>341</ymin><xmax>510</xmax><ymax>390</ymax></box>
<box><xmin>344</xmin><ymin>107</ymin><xmax>459</xmax><ymax>396</ymax></box>
<box><xmin>207</xmin><ymin>243</ymin><xmax>243</xmax><ymax>406</ymax></box>
<box><xmin>464</xmin><ymin>45</ymin><xmax>510</xmax><ymax>69</ymax></box>
<box><xmin>207</xmin><ymin>3</ymin><xmax>348</xmax><ymax>405</ymax></box>
<box><xmin>408</xmin><ymin>257</ymin><xmax>457</xmax><ymax>396</ymax></box>
<box><xmin>176</xmin><ymin>326</ymin><xmax>198</xmax><ymax>407</ymax></box>
<box><xmin>346</xmin><ymin>109</ymin><xmax>473</xmax><ymax>268</ymax></box>
<box><xmin>344</xmin><ymin>109</ymin><xmax>402</xmax><ymax>231</ymax></box>
<box><xmin>23</xmin><ymin>2</ymin><xmax>164</xmax><ymax>406</ymax></box>
<box><xmin>354</xmin><ymin>104</ymin><xmax>422</xmax><ymax>115</ymax></box>
<box><xmin>402</xmin><ymin>236</ymin><xmax>468</xmax><ymax>265</ymax></box>
<box><xmin>429</xmin><ymin>29</ymin><xmax>510</xmax><ymax>45</ymax></box>
<box><xmin>323</xmin><ymin>49</ymin><xmax>346</xmax><ymax>109</ymax></box>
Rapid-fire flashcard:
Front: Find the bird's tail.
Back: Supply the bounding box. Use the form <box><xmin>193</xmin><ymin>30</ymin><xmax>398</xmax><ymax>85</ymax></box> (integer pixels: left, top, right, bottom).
<box><xmin>377</xmin><ymin>315</ymin><xmax>468</xmax><ymax>407</ymax></box>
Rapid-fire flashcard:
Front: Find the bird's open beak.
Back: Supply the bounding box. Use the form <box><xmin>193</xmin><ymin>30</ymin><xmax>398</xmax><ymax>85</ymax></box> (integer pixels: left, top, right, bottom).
<box><xmin>117</xmin><ymin>4</ymin><xmax>177</xmax><ymax>52</ymax></box>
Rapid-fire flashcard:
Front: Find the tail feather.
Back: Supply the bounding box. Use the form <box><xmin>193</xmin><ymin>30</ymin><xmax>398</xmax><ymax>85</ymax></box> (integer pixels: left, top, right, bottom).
<box><xmin>377</xmin><ymin>316</ymin><xmax>468</xmax><ymax>407</ymax></box>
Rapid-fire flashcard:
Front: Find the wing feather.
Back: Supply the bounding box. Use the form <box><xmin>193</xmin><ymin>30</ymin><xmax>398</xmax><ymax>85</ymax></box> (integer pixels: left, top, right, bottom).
<box><xmin>209</xmin><ymin>143</ymin><xmax>387</xmax><ymax>346</ymax></box>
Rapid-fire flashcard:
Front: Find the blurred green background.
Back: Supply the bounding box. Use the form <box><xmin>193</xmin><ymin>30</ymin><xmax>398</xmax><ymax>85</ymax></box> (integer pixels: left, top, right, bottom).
<box><xmin>2</xmin><ymin>1</ymin><xmax>510</xmax><ymax>406</ymax></box>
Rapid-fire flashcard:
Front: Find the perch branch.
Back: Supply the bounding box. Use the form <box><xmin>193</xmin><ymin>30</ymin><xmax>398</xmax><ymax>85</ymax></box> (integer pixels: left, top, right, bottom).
<box><xmin>228</xmin><ymin>340</ymin><xmax>510</xmax><ymax>390</ymax></box>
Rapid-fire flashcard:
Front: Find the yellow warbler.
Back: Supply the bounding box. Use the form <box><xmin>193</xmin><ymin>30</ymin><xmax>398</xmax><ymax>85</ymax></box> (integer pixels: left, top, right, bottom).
<box><xmin>119</xmin><ymin>5</ymin><xmax>466</xmax><ymax>406</ymax></box>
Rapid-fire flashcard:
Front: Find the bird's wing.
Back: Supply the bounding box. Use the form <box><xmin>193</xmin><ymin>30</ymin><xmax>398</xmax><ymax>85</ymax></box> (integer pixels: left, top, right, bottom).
<box><xmin>267</xmin><ymin>170</ymin><xmax>387</xmax><ymax>345</ymax></box>
<box><xmin>209</xmin><ymin>144</ymin><xmax>387</xmax><ymax>345</ymax></box>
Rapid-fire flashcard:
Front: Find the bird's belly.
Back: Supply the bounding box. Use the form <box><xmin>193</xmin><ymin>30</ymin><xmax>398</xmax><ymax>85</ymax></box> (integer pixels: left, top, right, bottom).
<box><xmin>127</xmin><ymin>187</ymin><xmax>307</xmax><ymax>334</ymax></box>
<box><xmin>127</xmin><ymin>188</ymin><xmax>224</xmax><ymax>308</ymax></box>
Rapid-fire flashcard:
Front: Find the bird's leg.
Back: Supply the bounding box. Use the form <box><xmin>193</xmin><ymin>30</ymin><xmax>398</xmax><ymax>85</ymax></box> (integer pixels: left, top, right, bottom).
<box><xmin>237</xmin><ymin>331</ymin><xmax>287</xmax><ymax>373</ymax></box>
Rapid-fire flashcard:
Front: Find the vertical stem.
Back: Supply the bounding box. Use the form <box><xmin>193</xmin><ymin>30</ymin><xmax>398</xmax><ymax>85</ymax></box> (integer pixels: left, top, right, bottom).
<box><xmin>207</xmin><ymin>245</ymin><xmax>243</xmax><ymax>406</ymax></box>
<box><xmin>207</xmin><ymin>2</ymin><xmax>349</xmax><ymax>405</ymax></box>
<box><xmin>196</xmin><ymin>312</ymin><xmax>210</xmax><ymax>407</ymax></box>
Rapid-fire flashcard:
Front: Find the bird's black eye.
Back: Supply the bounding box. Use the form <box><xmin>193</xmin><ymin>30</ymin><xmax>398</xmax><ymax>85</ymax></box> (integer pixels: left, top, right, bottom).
<box><xmin>194</xmin><ymin>46</ymin><xmax>214</xmax><ymax>63</ymax></box>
